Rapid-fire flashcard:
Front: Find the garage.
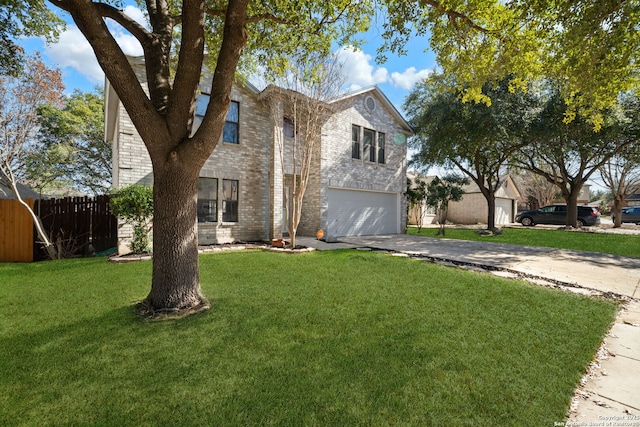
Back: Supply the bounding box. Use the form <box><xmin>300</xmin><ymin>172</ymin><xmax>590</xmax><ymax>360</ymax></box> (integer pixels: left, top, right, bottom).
<box><xmin>327</xmin><ymin>188</ymin><xmax>399</xmax><ymax>237</ymax></box>
<box><xmin>495</xmin><ymin>198</ymin><xmax>514</xmax><ymax>225</ymax></box>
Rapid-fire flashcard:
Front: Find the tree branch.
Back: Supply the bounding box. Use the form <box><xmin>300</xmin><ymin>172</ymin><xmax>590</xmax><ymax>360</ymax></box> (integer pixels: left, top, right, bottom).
<box><xmin>420</xmin><ymin>0</ymin><xmax>494</xmax><ymax>35</ymax></box>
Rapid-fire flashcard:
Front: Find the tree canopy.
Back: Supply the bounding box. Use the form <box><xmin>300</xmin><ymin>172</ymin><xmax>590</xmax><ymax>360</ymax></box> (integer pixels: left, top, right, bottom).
<box><xmin>34</xmin><ymin>89</ymin><xmax>110</xmax><ymax>195</ymax></box>
<box><xmin>406</xmin><ymin>74</ymin><xmax>536</xmax><ymax>230</ymax></box>
<box><xmin>1</xmin><ymin>0</ymin><xmax>63</xmax><ymax>76</ymax></box>
<box><xmin>384</xmin><ymin>0</ymin><xmax>640</xmax><ymax>126</ymax></box>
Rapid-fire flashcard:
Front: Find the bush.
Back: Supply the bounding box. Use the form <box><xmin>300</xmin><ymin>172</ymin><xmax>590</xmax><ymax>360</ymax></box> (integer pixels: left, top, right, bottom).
<box><xmin>110</xmin><ymin>185</ymin><xmax>153</xmax><ymax>253</ymax></box>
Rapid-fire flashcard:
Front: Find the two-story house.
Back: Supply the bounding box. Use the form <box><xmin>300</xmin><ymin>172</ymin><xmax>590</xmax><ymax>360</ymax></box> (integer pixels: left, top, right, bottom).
<box><xmin>105</xmin><ymin>56</ymin><xmax>412</xmax><ymax>251</ymax></box>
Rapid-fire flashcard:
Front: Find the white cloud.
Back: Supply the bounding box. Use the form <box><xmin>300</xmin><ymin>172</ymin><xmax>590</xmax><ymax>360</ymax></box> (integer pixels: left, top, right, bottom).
<box><xmin>44</xmin><ymin>24</ymin><xmax>144</xmax><ymax>85</ymax></box>
<box><xmin>122</xmin><ymin>5</ymin><xmax>149</xmax><ymax>28</ymax></box>
<box><xmin>335</xmin><ymin>46</ymin><xmax>389</xmax><ymax>88</ymax></box>
<box><xmin>390</xmin><ymin>67</ymin><xmax>432</xmax><ymax>90</ymax></box>
<box><xmin>44</xmin><ymin>27</ymin><xmax>103</xmax><ymax>84</ymax></box>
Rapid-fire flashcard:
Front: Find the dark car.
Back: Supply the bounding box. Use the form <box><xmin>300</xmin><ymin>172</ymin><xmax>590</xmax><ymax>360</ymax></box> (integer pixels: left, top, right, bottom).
<box><xmin>515</xmin><ymin>204</ymin><xmax>601</xmax><ymax>227</ymax></box>
<box><xmin>611</xmin><ymin>207</ymin><xmax>640</xmax><ymax>224</ymax></box>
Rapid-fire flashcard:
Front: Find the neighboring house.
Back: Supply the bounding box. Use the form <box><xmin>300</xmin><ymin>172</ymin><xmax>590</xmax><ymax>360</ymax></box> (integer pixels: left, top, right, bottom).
<box><xmin>406</xmin><ymin>173</ymin><xmax>520</xmax><ymax>226</ymax></box>
<box><xmin>105</xmin><ymin>57</ymin><xmax>412</xmax><ymax>251</ymax></box>
<box><xmin>627</xmin><ymin>193</ymin><xmax>640</xmax><ymax>207</ymax></box>
<box><xmin>447</xmin><ymin>175</ymin><xmax>521</xmax><ymax>225</ymax></box>
<box><xmin>0</xmin><ymin>181</ymin><xmax>42</xmax><ymax>200</ymax></box>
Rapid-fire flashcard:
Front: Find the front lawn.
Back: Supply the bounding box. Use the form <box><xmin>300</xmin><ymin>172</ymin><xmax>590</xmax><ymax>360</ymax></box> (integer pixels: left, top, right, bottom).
<box><xmin>408</xmin><ymin>226</ymin><xmax>640</xmax><ymax>258</ymax></box>
<box><xmin>0</xmin><ymin>250</ymin><xmax>617</xmax><ymax>426</ymax></box>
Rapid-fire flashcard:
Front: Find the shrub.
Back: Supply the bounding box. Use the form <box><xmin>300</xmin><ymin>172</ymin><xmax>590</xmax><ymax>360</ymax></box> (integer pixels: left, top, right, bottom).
<box><xmin>110</xmin><ymin>184</ymin><xmax>153</xmax><ymax>253</ymax></box>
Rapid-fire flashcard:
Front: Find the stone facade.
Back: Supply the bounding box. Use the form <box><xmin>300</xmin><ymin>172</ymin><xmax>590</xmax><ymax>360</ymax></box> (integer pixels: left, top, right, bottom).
<box><xmin>107</xmin><ymin>60</ymin><xmax>411</xmax><ymax>251</ymax></box>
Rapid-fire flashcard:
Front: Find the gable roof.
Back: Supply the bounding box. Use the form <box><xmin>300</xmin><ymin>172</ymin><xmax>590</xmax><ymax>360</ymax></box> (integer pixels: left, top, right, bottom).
<box><xmin>0</xmin><ymin>181</ymin><xmax>42</xmax><ymax>200</ymax></box>
<box><xmin>329</xmin><ymin>86</ymin><xmax>414</xmax><ymax>135</ymax></box>
<box><xmin>461</xmin><ymin>175</ymin><xmax>521</xmax><ymax>199</ymax></box>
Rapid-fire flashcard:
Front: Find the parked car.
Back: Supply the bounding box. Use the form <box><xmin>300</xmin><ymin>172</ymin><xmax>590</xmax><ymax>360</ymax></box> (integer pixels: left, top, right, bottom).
<box><xmin>611</xmin><ymin>207</ymin><xmax>640</xmax><ymax>224</ymax></box>
<box><xmin>515</xmin><ymin>204</ymin><xmax>601</xmax><ymax>227</ymax></box>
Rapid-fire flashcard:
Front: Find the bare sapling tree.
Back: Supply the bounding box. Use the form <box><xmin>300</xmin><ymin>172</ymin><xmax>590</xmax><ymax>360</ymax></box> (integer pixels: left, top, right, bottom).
<box><xmin>406</xmin><ymin>175</ymin><xmax>429</xmax><ymax>232</ymax></box>
<box><xmin>514</xmin><ymin>168</ymin><xmax>559</xmax><ymax>209</ymax></box>
<box><xmin>425</xmin><ymin>175</ymin><xmax>468</xmax><ymax>236</ymax></box>
<box><xmin>0</xmin><ymin>54</ymin><xmax>64</xmax><ymax>259</ymax></box>
<box><xmin>600</xmin><ymin>93</ymin><xmax>640</xmax><ymax>227</ymax></box>
<box><xmin>264</xmin><ymin>53</ymin><xmax>344</xmax><ymax>248</ymax></box>
<box><xmin>600</xmin><ymin>152</ymin><xmax>640</xmax><ymax>227</ymax></box>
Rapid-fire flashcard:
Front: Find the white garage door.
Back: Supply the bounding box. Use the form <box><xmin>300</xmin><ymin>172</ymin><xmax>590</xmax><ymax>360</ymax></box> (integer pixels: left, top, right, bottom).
<box><xmin>495</xmin><ymin>198</ymin><xmax>513</xmax><ymax>225</ymax></box>
<box><xmin>327</xmin><ymin>189</ymin><xmax>399</xmax><ymax>237</ymax></box>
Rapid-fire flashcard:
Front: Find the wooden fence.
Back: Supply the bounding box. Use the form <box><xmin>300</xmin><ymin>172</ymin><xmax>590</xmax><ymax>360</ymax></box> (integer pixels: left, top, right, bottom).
<box><xmin>34</xmin><ymin>196</ymin><xmax>118</xmax><ymax>261</ymax></box>
<box><xmin>0</xmin><ymin>199</ymin><xmax>35</xmax><ymax>262</ymax></box>
<box><xmin>0</xmin><ymin>196</ymin><xmax>118</xmax><ymax>262</ymax></box>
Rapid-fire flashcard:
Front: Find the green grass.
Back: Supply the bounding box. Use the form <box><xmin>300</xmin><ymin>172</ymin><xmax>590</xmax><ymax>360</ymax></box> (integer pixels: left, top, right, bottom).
<box><xmin>408</xmin><ymin>226</ymin><xmax>640</xmax><ymax>258</ymax></box>
<box><xmin>0</xmin><ymin>250</ymin><xmax>617</xmax><ymax>426</ymax></box>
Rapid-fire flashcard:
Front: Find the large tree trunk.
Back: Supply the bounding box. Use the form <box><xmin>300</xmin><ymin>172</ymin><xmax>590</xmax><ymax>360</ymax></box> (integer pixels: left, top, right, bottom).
<box><xmin>480</xmin><ymin>187</ymin><xmax>497</xmax><ymax>231</ymax></box>
<box><xmin>143</xmin><ymin>160</ymin><xmax>208</xmax><ymax>315</ymax></box>
<box><xmin>565</xmin><ymin>188</ymin><xmax>581</xmax><ymax>228</ymax></box>
<box><xmin>612</xmin><ymin>195</ymin><xmax>624</xmax><ymax>228</ymax></box>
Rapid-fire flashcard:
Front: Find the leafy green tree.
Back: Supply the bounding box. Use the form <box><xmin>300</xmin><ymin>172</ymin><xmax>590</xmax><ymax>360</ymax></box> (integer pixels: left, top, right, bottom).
<box><xmin>599</xmin><ymin>93</ymin><xmax>640</xmax><ymax>227</ymax></box>
<box><xmin>425</xmin><ymin>175</ymin><xmax>468</xmax><ymax>236</ymax></box>
<box><xmin>109</xmin><ymin>185</ymin><xmax>154</xmax><ymax>254</ymax></box>
<box><xmin>406</xmin><ymin>74</ymin><xmax>535</xmax><ymax>230</ymax></box>
<box><xmin>34</xmin><ymin>89</ymin><xmax>110</xmax><ymax>195</ymax></box>
<box><xmin>0</xmin><ymin>0</ymin><xmax>63</xmax><ymax>76</ymax></box>
<box><xmin>43</xmin><ymin>0</ymin><xmax>372</xmax><ymax>315</ymax></box>
<box><xmin>383</xmin><ymin>1</ymin><xmax>640</xmax><ymax>126</ymax></box>
<box><xmin>513</xmin><ymin>84</ymin><xmax>633</xmax><ymax>228</ymax></box>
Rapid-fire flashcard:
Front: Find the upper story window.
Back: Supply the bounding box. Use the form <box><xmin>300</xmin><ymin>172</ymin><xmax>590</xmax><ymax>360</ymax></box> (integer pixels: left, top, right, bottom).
<box><xmin>363</xmin><ymin>128</ymin><xmax>375</xmax><ymax>162</ymax></box>
<box><xmin>223</xmin><ymin>101</ymin><xmax>239</xmax><ymax>144</ymax></box>
<box><xmin>352</xmin><ymin>125</ymin><xmax>385</xmax><ymax>164</ymax></box>
<box><xmin>351</xmin><ymin>125</ymin><xmax>361</xmax><ymax>159</ymax></box>
<box><xmin>193</xmin><ymin>94</ymin><xmax>239</xmax><ymax>144</ymax></box>
<box><xmin>377</xmin><ymin>132</ymin><xmax>386</xmax><ymax>164</ymax></box>
<box><xmin>283</xmin><ymin>117</ymin><xmax>295</xmax><ymax>138</ymax></box>
<box><xmin>197</xmin><ymin>178</ymin><xmax>218</xmax><ymax>223</ymax></box>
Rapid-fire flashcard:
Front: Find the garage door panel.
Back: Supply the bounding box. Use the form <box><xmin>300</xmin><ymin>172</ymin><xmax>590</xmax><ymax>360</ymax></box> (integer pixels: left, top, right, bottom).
<box><xmin>328</xmin><ymin>189</ymin><xmax>398</xmax><ymax>237</ymax></box>
<box><xmin>495</xmin><ymin>199</ymin><xmax>513</xmax><ymax>225</ymax></box>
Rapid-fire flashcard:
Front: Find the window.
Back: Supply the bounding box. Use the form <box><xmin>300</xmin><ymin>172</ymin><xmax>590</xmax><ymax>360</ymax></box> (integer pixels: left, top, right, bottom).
<box><xmin>197</xmin><ymin>178</ymin><xmax>218</xmax><ymax>223</ymax></box>
<box><xmin>193</xmin><ymin>96</ymin><xmax>239</xmax><ymax>144</ymax></box>
<box><xmin>351</xmin><ymin>125</ymin><xmax>361</xmax><ymax>159</ymax></box>
<box><xmin>193</xmin><ymin>94</ymin><xmax>209</xmax><ymax>132</ymax></box>
<box><xmin>377</xmin><ymin>132</ymin><xmax>385</xmax><ymax>164</ymax></box>
<box><xmin>223</xmin><ymin>101</ymin><xmax>239</xmax><ymax>144</ymax></box>
<box><xmin>283</xmin><ymin>117</ymin><xmax>295</xmax><ymax>138</ymax></box>
<box><xmin>222</xmin><ymin>179</ymin><xmax>239</xmax><ymax>222</ymax></box>
<box><xmin>352</xmin><ymin>125</ymin><xmax>386</xmax><ymax>164</ymax></box>
<box><xmin>363</xmin><ymin>128</ymin><xmax>375</xmax><ymax>162</ymax></box>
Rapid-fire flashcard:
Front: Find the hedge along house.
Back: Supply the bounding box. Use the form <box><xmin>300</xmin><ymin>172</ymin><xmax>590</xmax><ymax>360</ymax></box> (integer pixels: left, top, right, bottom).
<box><xmin>106</xmin><ymin>57</ymin><xmax>412</xmax><ymax>253</ymax></box>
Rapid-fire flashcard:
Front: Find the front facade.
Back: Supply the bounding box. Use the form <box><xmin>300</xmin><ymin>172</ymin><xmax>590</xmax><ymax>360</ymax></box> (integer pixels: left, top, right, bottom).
<box><xmin>105</xmin><ymin>58</ymin><xmax>411</xmax><ymax>251</ymax></box>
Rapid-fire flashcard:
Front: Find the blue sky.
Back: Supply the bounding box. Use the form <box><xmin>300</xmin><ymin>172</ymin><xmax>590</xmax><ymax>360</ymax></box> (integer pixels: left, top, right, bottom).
<box><xmin>18</xmin><ymin>4</ymin><xmax>437</xmax><ymax>114</ymax></box>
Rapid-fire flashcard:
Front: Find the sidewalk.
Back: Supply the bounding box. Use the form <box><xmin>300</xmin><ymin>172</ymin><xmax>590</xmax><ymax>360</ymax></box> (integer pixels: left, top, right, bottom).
<box><xmin>297</xmin><ymin>233</ymin><xmax>640</xmax><ymax>422</ymax></box>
